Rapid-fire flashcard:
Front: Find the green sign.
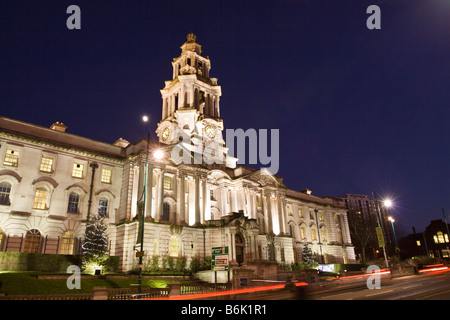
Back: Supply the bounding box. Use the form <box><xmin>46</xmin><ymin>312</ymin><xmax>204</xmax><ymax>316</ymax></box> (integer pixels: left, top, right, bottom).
<box><xmin>375</xmin><ymin>227</ymin><xmax>385</xmax><ymax>248</ymax></box>
<box><xmin>212</xmin><ymin>246</ymin><xmax>229</xmax><ymax>271</ymax></box>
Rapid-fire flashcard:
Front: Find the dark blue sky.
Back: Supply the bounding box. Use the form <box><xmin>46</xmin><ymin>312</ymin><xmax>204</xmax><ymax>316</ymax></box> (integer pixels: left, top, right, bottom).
<box><xmin>1</xmin><ymin>1</ymin><xmax>449</xmax><ymax>234</ymax></box>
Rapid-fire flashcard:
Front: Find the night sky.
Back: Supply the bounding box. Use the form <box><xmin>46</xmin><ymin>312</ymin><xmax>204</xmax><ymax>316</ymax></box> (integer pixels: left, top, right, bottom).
<box><xmin>1</xmin><ymin>1</ymin><xmax>449</xmax><ymax>235</ymax></box>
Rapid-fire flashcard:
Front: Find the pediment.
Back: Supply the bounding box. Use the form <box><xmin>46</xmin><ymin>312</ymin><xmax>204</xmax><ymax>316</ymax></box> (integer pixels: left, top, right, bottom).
<box><xmin>246</xmin><ymin>168</ymin><xmax>286</xmax><ymax>188</ymax></box>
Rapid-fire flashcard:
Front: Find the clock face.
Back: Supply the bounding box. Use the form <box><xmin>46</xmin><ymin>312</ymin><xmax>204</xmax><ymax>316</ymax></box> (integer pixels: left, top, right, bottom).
<box><xmin>162</xmin><ymin>127</ymin><xmax>170</xmax><ymax>141</ymax></box>
<box><xmin>205</xmin><ymin>125</ymin><xmax>216</xmax><ymax>139</ymax></box>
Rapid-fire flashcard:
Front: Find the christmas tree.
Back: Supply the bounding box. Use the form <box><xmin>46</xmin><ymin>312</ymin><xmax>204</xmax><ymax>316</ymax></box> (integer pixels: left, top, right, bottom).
<box><xmin>299</xmin><ymin>242</ymin><xmax>318</xmax><ymax>270</ymax></box>
<box><xmin>81</xmin><ymin>213</ymin><xmax>109</xmax><ymax>274</ymax></box>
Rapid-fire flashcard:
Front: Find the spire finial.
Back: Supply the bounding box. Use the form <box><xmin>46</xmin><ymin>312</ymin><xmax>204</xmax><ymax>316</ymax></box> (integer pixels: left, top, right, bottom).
<box><xmin>186</xmin><ymin>33</ymin><xmax>196</xmax><ymax>43</ymax></box>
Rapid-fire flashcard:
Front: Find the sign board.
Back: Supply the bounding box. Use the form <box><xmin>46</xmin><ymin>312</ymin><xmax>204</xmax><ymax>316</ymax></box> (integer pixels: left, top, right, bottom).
<box><xmin>212</xmin><ymin>246</ymin><xmax>229</xmax><ymax>271</ymax></box>
<box><xmin>136</xmin><ymin>251</ymin><xmax>145</xmax><ymax>258</ymax></box>
<box><xmin>375</xmin><ymin>227</ymin><xmax>385</xmax><ymax>248</ymax></box>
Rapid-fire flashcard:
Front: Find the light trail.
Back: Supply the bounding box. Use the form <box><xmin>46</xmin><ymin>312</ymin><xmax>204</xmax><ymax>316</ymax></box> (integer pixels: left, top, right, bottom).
<box><xmin>146</xmin><ymin>282</ymin><xmax>308</xmax><ymax>300</ymax></box>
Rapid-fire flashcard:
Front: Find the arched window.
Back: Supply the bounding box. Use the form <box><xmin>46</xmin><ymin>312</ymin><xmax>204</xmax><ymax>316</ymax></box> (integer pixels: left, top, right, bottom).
<box><xmin>169</xmin><ymin>235</ymin><xmax>179</xmax><ymax>257</ymax></box>
<box><xmin>24</xmin><ymin>229</ymin><xmax>41</xmax><ymax>253</ymax></box>
<box><xmin>162</xmin><ymin>202</ymin><xmax>170</xmax><ymax>221</ymax></box>
<box><xmin>0</xmin><ymin>182</ymin><xmax>11</xmax><ymax>206</ymax></box>
<box><xmin>98</xmin><ymin>197</ymin><xmax>109</xmax><ymax>217</ymax></box>
<box><xmin>320</xmin><ymin>227</ymin><xmax>327</xmax><ymax>242</ymax></box>
<box><xmin>311</xmin><ymin>227</ymin><xmax>318</xmax><ymax>241</ymax></box>
<box><xmin>67</xmin><ymin>192</ymin><xmax>80</xmax><ymax>213</ymax></box>
<box><xmin>300</xmin><ymin>225</ymin><xmax>307</xmax><ymax>240</ymax></box>
<box><xmin>60</xmin><ymin>231</ymin><xmax>75</xmax><ymax>255</ymax></box>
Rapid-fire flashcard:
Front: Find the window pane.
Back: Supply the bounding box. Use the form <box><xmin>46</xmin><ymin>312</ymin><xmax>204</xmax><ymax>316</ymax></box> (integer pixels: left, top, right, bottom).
<box><xmin>0</xmin><ymin>182</ymin><xmax>11</xmax><ymax>205</ymax></box>
<box><xmin>60</xmin><ymin>231</ymin><xmax>75</xmax><ymax>255</ymax></box>
<box><xmin>169</xmin><ymin>236</ymin><xmax>179</xmax><ymax>257</ymax></box>
<box><xmin>33</xmin><ymin>188</ymin><xmax>48</xmax><ymax>209</ymax></box>
<box><xmin>162</xmin><ymin>202</ymin><xmax>170</xmax><ymax>221</ymax></box>
<box><xmin>40</xmin><ymin>157</ymin><xmax>53</xmax><ymax>172</ymax></box>
<box><xmin>164</xmin><ymin>176</ymin><xmax>172</xmax><ymax>190</ymax></box>
<box><xmin>437</xmin><ymin>232</ymin><xmax>445</xmax><ymax>244</ymax></box>
<box><xmin>72</xmin><ymin>163</ymin><xmax>84</xmax><ymax>178</ymax></box>
<box><xmin>98</xmin><ymin>197</ymin><xmax>108</xmax><ymax>217</ymax></box>
<box><xmin>3</xmin><ymin>149</ymin><xmax>19</xmax><ymax>167</ymax></box>
<box><xmin>67</xmin><ymin>193</ymin><xmax>79</xmax><ymax>213</ymax></box>
<box><xmin>101</xmin><ymin>169</ymin><xmax>112</xmax><ymax>183</ymax></box>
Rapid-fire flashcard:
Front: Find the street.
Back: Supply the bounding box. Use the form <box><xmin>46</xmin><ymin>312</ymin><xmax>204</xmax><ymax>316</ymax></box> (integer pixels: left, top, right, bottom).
<box><xmin>250</xmin><ymin>269</ymin><xmax>450</xmax><ymax>300</ymax></box>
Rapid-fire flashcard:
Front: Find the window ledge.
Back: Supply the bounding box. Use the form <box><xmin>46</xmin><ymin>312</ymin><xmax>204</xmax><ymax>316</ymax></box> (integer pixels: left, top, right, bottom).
<box><xmin>11</xmin><ymin>210</ymin><xmax>32</xmax><ymax>216</ymax></box>
<box><xmin>49</xmin><ymin>215</ymin><xmax>67</xmax><ymax>220</ymax></box>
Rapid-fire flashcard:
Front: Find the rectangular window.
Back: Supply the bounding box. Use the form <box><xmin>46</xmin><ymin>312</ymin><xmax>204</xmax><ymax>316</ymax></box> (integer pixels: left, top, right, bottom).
<box><xmin>164</xmin><ymin>176</ymin><xmax>172</xmax><ymax>190</ymax></box>
<box><xmin>101</xmin><ymin>168</ymin><xmax>112</xmax><ymax>183</ymax></box>
<box><xmin>416</xmin><ymin>240</ymin><xmax>421</xmax><ymax>247</ymax></box>
<box><xmin>72</xmin><ymin>163</ymin><xmax>84</xmax><ymax>178</ymax></box>
<box><xmin>33</xmin><ymin>188</ymin><xmax>48</xmax><ymax>210</ymax></box>
<box><xmin>287</xmin><ymin>206</ymin><xmax>292</xmax><ymax>216</ymax></box>
<box><xmin>298</xmin><ymin>208</ymin><xmax>303</xmax><ymax>218</ymax></box>
<box><xmin>3</xmin><ymin>149</ymin><xmax>19</xmax><ymax>167</ymax></box>
<box><xmin>39</xmin><ymin>157</ymin><xmax>54</xmax><ymax>172</ymax></box>
<box><xmin>67</xmin><ymin>193</ymin><xmax>79</xmax><ymax>213</ymax></box>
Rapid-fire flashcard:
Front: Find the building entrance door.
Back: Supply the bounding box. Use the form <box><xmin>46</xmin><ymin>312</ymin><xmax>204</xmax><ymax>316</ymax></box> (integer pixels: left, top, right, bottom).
<box><xmin>235</xmin><ymin>233</ymin><xmax>244</xmax><ymax>266</ymax></box>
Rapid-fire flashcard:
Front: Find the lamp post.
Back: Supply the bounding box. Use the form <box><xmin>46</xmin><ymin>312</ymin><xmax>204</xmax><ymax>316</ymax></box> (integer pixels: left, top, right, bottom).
<box><xmin>137</xmin><ymin>116</ymin><xmax>151</xmax><ymax>297</ymax></box>
<box><xmin>314</xmin><ymin>209</ymin><xmax>323</xmax><ymax>264</ymax></box>
<box><xmin>373</xmin><ymin>192</ymin><xmax>389</xmax><ymax>268</ymax></box>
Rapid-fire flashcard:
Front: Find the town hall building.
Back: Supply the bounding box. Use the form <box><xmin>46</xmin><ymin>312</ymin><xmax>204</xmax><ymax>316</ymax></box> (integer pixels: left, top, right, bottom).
<box><xmin>0</xmin><ymin>34</ymin><xmax>356</xmax><ymax>273</ymax></box>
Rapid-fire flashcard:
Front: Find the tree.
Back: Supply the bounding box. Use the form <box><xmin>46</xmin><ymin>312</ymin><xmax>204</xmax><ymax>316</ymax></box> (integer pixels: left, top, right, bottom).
<box><xmin>82</xmin><ymin>213</ymin><xmax>109</xmax><ymax>274</ymax></box>
<box><xmin>347</xmin><ymin>209</ymin><xmax>376</xmax><ymax>264</ymax></box>
<box><xmin>299</xmin><ymin>242</ymin><xmax>318</xmax><ymax>270</ymax></box>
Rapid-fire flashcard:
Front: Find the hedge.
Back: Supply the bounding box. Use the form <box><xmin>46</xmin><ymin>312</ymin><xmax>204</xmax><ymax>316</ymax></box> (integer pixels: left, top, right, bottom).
<box><xmin>0</xmin><ymin>252</ymin><xmax>119</xmax><ymax>273</ymax></box>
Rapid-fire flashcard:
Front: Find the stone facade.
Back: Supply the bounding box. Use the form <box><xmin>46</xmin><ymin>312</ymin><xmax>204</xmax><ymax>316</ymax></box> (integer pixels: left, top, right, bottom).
<box><xmin>0</xmin><ymin>35</ymin><xmax>355</xmax><ymax>272</ymax></box>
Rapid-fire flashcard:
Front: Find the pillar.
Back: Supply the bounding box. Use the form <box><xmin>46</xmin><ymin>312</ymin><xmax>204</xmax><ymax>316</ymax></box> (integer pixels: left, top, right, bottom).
<box><xmin>156</xmin><ymin>169</ymin><xmax>165</xmax><ymax>222</ymax></box>
<box><xmin>216</xmin><ymin>96</ymin><xmax>220</xmax><ymax>118</ymax></box>
<box><xmin>178</xmin><ymin>171</ymin><xmax>186</xmax><ymax>224</ymax></box>
<box><xmin>194</xmin><ymin>175</ymin><xmax>201</xmax><ymax>226</ymax></box>
<box><xmin>145</xmin><ymin>165</ymin><xmax>154</xmax><ymax>222</ymax></box>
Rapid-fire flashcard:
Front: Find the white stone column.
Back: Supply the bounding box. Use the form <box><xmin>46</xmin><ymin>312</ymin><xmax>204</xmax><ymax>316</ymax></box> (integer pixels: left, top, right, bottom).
<box><xmin>216</xmin><ymin>96</ymin><xmax>220</xmax><ymax>118</ymax></box>
<box><xmin>145</xmin><ymin>164</ymin><xmax>154</xmax><ymax>222</ymax></box>
<box><xmin>130</xmin><ymin>165</ymin><xmax>140</xmax><ymax>220</ymax></box>
<box><xmin>177</xmin><ymin>171</ymin><xmax>186</xmax><ymax>224</ymax></box>
<box><xmin>156</xmin><ymin>169</ymin><xmax>165</xmax><ymax>222</ymax></box>
<box><xmin>194</xmin><ymin>175</ymin><xmax>201</xmax><ymax>226</ymax></box>
<box><xmin>278</xmin><ymin>195</ymin><xmax>287</xmax><ymax>235</ymax></box>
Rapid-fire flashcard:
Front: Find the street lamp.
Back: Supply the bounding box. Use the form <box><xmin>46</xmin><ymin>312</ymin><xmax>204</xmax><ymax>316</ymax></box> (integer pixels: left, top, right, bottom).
<box><xmin>383</xmin><ymin>199</ymin><xmax>393</xmax><ymax>208</ymax></box>
<box><xmin>137</xmin><ymin>115</ymin><xmax>151</xmax><ymax>297</ymax></box>
<box><xmin>373</xmin><ymin>192</ymin><xmax>389</xmax><ymax>267</ymax></box>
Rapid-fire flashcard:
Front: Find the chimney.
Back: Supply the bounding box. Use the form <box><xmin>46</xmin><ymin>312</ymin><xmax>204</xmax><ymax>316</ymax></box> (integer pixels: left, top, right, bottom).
<box><xmin>113</xmin><ymin>138</ymin><xmax>130</xmax><ymax>148</ymax></box>
<box><xmin>50</xmin><ymin>122</ymin><xmax>68</xmax><ymax>132</ymax></box>
<box><xmin>412</xmin><ymin>227</ymin><xmax>416</xmax><ymax>234</ymax></box>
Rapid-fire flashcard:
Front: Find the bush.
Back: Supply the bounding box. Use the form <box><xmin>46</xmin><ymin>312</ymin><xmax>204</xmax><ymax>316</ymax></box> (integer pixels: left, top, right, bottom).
<box><xmin>0</xmin><ymin>252</ymin><xmax>119</xmax><ymax>273</ymax></box>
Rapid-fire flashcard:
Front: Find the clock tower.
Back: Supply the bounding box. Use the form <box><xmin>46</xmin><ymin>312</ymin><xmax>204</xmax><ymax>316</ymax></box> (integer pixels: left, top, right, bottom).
<box><xmin>156</xmin><ymin>34</ymin><xmax>237</xmax><ymax>168</ymax></box>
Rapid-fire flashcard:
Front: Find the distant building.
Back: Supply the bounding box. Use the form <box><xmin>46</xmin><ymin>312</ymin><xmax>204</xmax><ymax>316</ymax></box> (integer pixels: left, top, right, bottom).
<box><xmin>398</xmin><ymin>220</ymin><xmax>450</xmax><ymax>260</ymax></box>
<box><xmin>340</xmin><ymin>194</ymin><xmax>395</xmax><ymax>262</ymax></box>
<box><xmin>0</xmin><ymin>34</ymin><xmax>356</xmax><ymax>272</ymax></box>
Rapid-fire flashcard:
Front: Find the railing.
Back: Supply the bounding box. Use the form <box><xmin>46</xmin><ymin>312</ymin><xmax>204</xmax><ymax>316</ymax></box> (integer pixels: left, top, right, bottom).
<box><xmin>180</xmin><ymin>283</ymin><xmax>231</xmax><ymax>295</ymax></box>
<box><xmin>0</xmin><ymin>283</ymin><xmax>233</xmax><ymax>300</ymax></box>
<box><xmin>108</xmin><ymin>287</ymin><xmax>169</xmax><ymax>300</ymax></box>
<box><xmin>0</xmin><ymin>293</ymin><xmax>93</xmax><ymax>300</ymax></box>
